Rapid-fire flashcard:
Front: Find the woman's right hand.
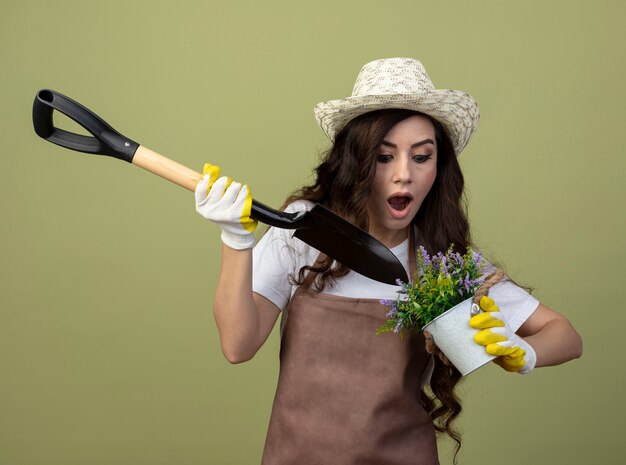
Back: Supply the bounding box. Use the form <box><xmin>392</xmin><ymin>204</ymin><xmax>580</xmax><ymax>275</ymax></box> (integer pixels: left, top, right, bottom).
<box><xmin>195</xmin><ymin>163</ymin><xmax>258</xmax><ymax>250</ymax></box>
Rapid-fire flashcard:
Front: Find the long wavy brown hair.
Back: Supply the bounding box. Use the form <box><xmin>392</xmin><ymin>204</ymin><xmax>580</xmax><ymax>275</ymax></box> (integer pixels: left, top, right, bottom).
<box><xmin>284</xmin><ymin>108</ymin><xmax>470</xmax><ymax>457</ymax></box>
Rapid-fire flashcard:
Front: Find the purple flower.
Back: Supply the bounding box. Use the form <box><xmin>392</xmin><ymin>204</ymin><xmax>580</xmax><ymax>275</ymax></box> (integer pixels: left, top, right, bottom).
<box><xmin>450</xmin><ymin>251</ymin><xmax>464</xmax><ymax>266</ymax></box>
<box><xmin>434</xmin><ymin>252</ymin><xmax>451</xmax><ymax>276</ymax></box>
<box><xmin>419</xmin><ymin>246</ymin><xmax>432</xmax><ymax>266</ymax></box>
<box><xmin>385</xmin><ymin>308</ymin><xmax>398</xmax><ymax>318</ymax></box>
<box><xmin>380</xmin><ymin>299</ymin><xmax>395</xmax><ymax>308</ymax></box>
<box><xmin>472</xmin><ymin>250</ymin><xmax>483</xmax><ymax>266</ymax></box>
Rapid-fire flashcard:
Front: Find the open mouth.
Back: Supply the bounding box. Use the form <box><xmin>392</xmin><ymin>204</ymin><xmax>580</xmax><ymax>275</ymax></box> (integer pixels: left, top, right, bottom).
<box><xmin>387</xmin><ymin>194</ymin><xmax>413</xmax><ymax>211</ymax></box>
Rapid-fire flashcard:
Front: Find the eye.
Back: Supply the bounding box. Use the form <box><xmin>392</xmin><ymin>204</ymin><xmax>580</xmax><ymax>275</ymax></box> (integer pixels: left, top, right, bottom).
<box><xmin>413</xmin><ymin>154</ymin><xmax>432</xmax><ymax>164</ymax></box>
<box><xmin>377</xmin><ymin>154</ymin><xmax>393</xmax><ymax>163</ymax></box>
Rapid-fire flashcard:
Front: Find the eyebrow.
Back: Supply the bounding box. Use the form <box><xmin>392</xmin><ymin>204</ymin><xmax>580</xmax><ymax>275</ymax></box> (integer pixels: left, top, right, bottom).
<box><xmin>381</xmin><ymin>138</ymin><xmax>435</xmax><ymax>149</ymax></box>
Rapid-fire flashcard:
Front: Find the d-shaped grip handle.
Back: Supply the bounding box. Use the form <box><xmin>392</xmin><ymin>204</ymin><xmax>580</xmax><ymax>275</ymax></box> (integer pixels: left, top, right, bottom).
<box><xmin>31</xmin><ymin>90</ymin><xmax>309</xmax><ymax>229</ymax></box>
<box><xmin>32</xmin><ymin>89</ymin><xmax>139</xmax><ymax>162</ymax></box>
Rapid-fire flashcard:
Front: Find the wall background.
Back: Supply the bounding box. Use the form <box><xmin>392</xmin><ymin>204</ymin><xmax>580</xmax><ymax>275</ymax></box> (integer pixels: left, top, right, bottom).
<box><xmin>1</xmin><ymin>1</ymin><xmax>623</xmax><ymax>464</ymax></box>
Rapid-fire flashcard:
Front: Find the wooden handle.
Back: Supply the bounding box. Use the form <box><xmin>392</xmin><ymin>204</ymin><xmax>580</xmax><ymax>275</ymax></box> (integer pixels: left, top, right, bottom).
<box><xmin>131</xmin><ymin>145</ymin><xmax>202</xmax><ymax>191</ymax></box>
<box><xmin>130</xmin><ymin>147</ymin><xmax>293</xmax><ymax>229</ymax></box>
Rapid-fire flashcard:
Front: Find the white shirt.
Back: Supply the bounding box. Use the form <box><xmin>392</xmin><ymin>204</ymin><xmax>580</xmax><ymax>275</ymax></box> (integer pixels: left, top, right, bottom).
<box><xmin>252</xmin><ymin>200</ymin><xmax>539</xmax><ymax>333</ymax></box>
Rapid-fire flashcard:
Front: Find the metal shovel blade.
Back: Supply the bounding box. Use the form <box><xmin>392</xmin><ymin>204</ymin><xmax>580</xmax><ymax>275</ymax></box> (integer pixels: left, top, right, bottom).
<box><xmin>292</xmin><ymin>205</ymin><xmax>408</xmax><ymax>285</ymax></box>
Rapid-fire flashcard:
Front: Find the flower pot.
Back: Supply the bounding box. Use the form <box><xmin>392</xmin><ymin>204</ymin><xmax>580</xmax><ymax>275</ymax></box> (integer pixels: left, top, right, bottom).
<box><xmin>422</xmin><ymin>298</ymin><xmax>495</xmax><ymax>376</ymax></box>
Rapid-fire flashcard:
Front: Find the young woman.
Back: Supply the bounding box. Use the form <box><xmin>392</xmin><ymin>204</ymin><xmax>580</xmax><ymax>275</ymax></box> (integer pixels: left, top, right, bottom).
<box><xmin>194</xmin><ymin>58</ymin><xmax>582</xmax><ymax>464</ymax></box>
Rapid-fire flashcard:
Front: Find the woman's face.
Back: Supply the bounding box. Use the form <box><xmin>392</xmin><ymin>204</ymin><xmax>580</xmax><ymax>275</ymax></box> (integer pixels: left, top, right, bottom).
<box><xmin>367</xmin><ymin>115</ymin><xmax>437</xmax><ymax>247</ymax></box>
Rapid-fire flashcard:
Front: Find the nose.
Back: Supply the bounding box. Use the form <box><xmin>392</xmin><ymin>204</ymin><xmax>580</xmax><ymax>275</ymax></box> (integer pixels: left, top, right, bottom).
<box><xmin>392</xmin><ymin>156</ymin><xmax>412</xmax><ymax>184</ymax></box>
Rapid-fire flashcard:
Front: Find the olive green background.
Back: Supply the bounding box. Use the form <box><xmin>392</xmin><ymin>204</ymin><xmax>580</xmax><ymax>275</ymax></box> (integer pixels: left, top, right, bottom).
<box><xmin>1</xmin><ymin>1</ymin><xmax>624</xmax><ymax>464</ymax></box>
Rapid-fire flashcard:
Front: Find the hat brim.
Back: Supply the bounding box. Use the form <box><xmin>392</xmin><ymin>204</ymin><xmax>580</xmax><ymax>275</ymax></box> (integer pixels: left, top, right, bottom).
<box><xmin>314</xmin><ymin>90</ymin><xmax>479</xmax><ymax>156</ymax></box>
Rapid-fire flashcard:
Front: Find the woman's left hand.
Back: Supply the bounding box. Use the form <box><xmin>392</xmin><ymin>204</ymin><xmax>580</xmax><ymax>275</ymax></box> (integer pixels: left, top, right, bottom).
<box><xmin>470</xmin><ymin>296</ymin><xmax>537</xmax><ymax>374</ymax></box>
<box><xmin>195</xmin><ymin>163</ymin><xmax>258</xmax><ymax>250</ymax></box>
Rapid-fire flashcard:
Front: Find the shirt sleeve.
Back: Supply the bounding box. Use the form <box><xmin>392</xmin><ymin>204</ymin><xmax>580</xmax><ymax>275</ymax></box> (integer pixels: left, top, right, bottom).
<box><xmin>479</xmin><ymin>260</ymin><xmax>540</xmax><ymax>332</ymax></box>
<box><xmin>252</xmin><ymin>201</ymin><xmax>312</xmax><ymax>311</ymax></box>
<box><xmin>488</xmin><ymin>281</ymin><xmax>540</xmax><ymax>332</ymax></box>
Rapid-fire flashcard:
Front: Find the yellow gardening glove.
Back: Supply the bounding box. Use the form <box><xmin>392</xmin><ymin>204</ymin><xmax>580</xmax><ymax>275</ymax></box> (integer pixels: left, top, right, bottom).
<box><xmin>470</xmin><ymin>296</ymin><xmax>536</xmax><ymax>374</ymax></box>
<box><xmin>194</xmin><ymin>164</ymin><xmax>257</xmax><ymax>250</ymax></box>
<box><xmin>201</xmin><ymin>163</ymin><xmax>221</xmax><ymax>189</ymax></box>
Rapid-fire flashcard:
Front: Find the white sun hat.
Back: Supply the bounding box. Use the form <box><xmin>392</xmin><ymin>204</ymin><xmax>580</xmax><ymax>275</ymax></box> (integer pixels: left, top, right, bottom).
<box><xmin>314</xmin><ymin>57</ymin><xmax>480</xmax><ymax>156</ymax></box>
